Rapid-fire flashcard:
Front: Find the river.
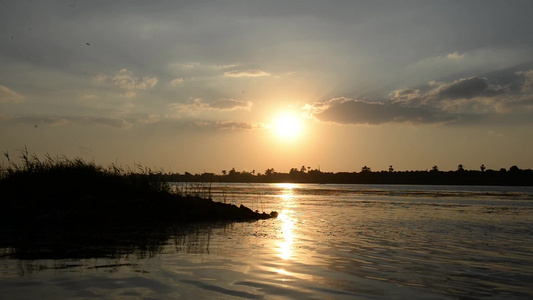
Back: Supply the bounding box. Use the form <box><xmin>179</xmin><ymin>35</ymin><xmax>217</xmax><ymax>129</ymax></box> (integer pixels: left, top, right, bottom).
<box><xmin>1</xmin><ymin>183</ymin><xmax>533</xmax><ymax>299</ymax></box>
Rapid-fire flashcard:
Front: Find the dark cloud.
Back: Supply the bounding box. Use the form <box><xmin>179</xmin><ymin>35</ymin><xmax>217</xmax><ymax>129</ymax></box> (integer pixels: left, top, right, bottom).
<box><xmin>306</xmin><ymin>70</ymin><xmax>533</xmax><ymax>125</ymax></box>
<box><xmin>431</xmin><ymin>77</ymin><xmax>506</xmax><ymax>100</ymax></box>
<box><xmin>304</xmin><ymin>97</ymin><xmax>455</xmax><ymax>125</ymax></box>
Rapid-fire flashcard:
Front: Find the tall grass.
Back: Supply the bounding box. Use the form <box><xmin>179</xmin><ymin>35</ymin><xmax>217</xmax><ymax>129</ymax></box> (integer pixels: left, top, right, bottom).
<box><xmin>173</xmin><ymin>182</ymin><xmax>213</xmax><ymax>199</ymax></box>
<box><xmin>0</xmin><ymin>148</ymin><xmax>275</xmax><ymax>228</ymax></box>
<box><xmin>1</xmin><ymin>147</ymin><xmax>171</xmax><ymax>196</ymax></box>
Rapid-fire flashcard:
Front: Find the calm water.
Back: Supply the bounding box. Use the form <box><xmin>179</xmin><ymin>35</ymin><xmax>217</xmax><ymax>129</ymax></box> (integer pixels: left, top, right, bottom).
<box><xmin>1</xmin><ymin>183</ymin><xmax>533</xmax><ymax>299</ymax></box>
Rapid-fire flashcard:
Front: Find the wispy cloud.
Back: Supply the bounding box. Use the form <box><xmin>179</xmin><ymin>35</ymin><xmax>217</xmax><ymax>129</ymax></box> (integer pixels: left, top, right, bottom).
<box><xmin>170</xmin><ymin>77</ymin><xmax>184</xmax><ymax>85</ymax></box>
<box><xmin>446</xmin><ymin>51</ymin><xmax>464</xmax><ymax>59</ymax></box>
<box><xmin>169</xmin><ymin>98</ymin><xmax>252</xmax><ymax>115</ymax></box>
<box><xmin>0</xmin><ymin>85</ymin><xmax>24</xmax><ymax>103</ymax></box>
<box><xmin>79</xmin><ymin>94</ymin><xmax>99</xmax><ymax>101</ymax></box>
<box><xmin>43</xmin><ymin>118</ymin><xmax>70</xmax><ymax>126</ymax></box>
<box><xmin>170</xmin><ymin>63</ymin><xmax>238</xmax><ymax>71</ymax></box>
<box><xmin>0</xmin><ymin>115</ymin><xmax>131</xmax><ymax>129</ymax></box>
<box><xmin>215</xmin><ymin>120</ymin><xmax>266</xmax><ymax>130</ymax></box>
<box><xmin>93</xmin><ymin>69</ymin><xmax>158</xmax><ymax>98</ymax></box>
<box><xmin>80</xmin><ymin>117</ymin><xmax>133</xmax><ymax>129</ymax></box>
<box><xmin>209</xmin><ymin>99</ymin><xmax>252</xmax><ymax>111</ymax></box>
<box><xmin>224</xmin><ymin>69</ymin><xmax>270</xmax><ymax>78</ymax></box>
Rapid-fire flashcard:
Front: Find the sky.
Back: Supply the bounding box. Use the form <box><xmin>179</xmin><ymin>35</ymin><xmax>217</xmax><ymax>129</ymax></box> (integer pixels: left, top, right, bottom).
<box><xmin>1</xmin><ymin>0</ymin><xmax>532</xmax><ymax>174</ymax></box>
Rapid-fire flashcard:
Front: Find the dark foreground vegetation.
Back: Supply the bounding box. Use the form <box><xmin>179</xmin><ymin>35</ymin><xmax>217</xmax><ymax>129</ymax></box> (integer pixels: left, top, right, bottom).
<box><xmin>0</xmin><ymin>152</ymin><xmax>276</xmax><ymax>225</ymax></box>
<box><xmin>0</xmin><ymin>151</ymin><xmax>276</xmax><ymax>259</ymax></box>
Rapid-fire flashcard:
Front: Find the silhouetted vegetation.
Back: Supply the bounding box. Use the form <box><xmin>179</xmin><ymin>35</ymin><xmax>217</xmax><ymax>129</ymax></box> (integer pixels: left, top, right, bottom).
<box><xmin>162</xmin><ymin>165</ymin><xmax>533</xmax><ymax>186</ymax></box>
<box><xmin>0</xmin><ymin>150</ymin><xmax>276</xmax><ymax>229</ymax></box>
<box><xmin>0</xmin><ymin>150</ymin><xmax>278</xmax><ymax>259</ymax></box>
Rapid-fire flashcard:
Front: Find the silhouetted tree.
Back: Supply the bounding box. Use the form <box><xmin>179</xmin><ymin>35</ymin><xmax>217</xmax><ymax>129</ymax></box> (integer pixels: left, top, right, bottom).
<box><xmin>221</xmin><ymin>170</ymin><xmax>227</xmax><ymax>176</ymax></box>
<box><xmin>509</xmin><ymin>165</ymin><xmax>520</xmax><ymax>172</ymax></box>
<box><xmin>480</xmin><ymin>164</ymin><xmax>486</xmax><ymax>172</ymax></box>
<box><xmin>361</xmin><ymin>166</ymin><xmax>371</xmax><ymax>173</ymax></box>
<box><xmin>388</xmin><ymin>165</ymin><xmax>394</xmax><ymax>172</ymax></box>
<box><xmin>431</xmin><ymin>165</ymin><xmax>439</xmax><ymax>172</ymax></box>
<box><xmin>457</xmin><ymin>164</ymin><xmax>465</xmax><ymax>172</ymax></box>
<box><xmin>265</xmin><ymin>168</ymin><xmax>275</xmax><ymax>176</ymax></box>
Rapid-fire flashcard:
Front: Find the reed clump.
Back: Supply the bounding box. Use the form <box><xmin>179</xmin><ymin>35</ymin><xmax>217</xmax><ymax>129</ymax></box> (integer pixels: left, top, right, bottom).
<box><xmin>0</xmin><ymin>149</ymin><xmax>276</xmax><ymax>229</ymax></box>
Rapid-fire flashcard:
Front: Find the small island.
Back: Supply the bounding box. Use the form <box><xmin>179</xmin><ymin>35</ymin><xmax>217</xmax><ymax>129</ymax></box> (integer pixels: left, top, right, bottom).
<box><xmin>0</xmin><ymin>153</ymin><xmax>277</xmax><ymax>227</ymax></box>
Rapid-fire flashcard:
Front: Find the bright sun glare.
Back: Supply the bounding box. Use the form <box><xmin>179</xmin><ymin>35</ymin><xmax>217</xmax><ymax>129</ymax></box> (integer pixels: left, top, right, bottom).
<box><xmin>274</xmin><ymin>113</ymin><xmax>302</xmax><ymax>139</ymax></box>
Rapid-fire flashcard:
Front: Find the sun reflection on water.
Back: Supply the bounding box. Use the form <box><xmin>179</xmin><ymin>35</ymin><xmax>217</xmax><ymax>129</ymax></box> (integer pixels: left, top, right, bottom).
<box><xmin>279</xmin><ymin>210</ymin><xmax>295</xmax><ymax>260</ymax></box>
<box><xmin>277</xmin><ymin>183</ymin><xmax>298</xmax><ymax>261</ymax></box>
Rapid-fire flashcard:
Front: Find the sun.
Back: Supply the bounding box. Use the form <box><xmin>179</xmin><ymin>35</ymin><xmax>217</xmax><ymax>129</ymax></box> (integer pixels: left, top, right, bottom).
<box><xmin>274</xmin><ymin>112</ymin><xmax>302</xmax><ymax>139</ymax></box>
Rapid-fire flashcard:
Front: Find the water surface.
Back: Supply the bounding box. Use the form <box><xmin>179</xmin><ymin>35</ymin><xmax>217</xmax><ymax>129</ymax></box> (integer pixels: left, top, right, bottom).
<box><xmin>1</xmin><ymin>184</ymin><xmax>532</xmax><ymax>299</ymax></box>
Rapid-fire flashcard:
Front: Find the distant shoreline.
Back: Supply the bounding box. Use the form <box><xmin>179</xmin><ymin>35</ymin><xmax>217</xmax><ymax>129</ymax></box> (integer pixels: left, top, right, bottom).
<box><xmin>156</xmin><ymin>168</ymin><xmax>533</xmax><ymax>187</ymax></box>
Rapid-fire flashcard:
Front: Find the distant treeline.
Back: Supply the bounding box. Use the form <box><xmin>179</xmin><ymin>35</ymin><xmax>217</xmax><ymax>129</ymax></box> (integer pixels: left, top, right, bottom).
<box><xmin>156</xmin><ymin>166</ymin><xmax>533</xmax><ymax>186</ymax></box>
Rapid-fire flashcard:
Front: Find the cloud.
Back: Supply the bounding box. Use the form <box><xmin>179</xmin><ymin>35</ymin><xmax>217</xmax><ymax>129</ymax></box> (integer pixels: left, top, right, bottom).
<box><xmin>171</xmin><ymin>63</ymin><xmax>237</xmax><ymax>71</ymax></box>
<box><xmin>43</xmin><ymin>118</ymin><xmax>69</xmax><ymax>126</ymax></box>
<box><xmin>81</xmin><ymin>117</ymin><xmax>132</xmax><ymax>129</ymax></box>
<box><xmin>224</xmin><ymin>69</ymin><xmax>270</xmax><ymax>78</ymax></box>
<box><xmin>209</xmin><ymin>99</ymin><xmax>252</xmax><ymax>111</ymax></box>
<box><xmin>429</xmin><ymin>77</ymin><xmax>506</xmax><ymax>100</ymax></box>
<box><xmin>517</xmin><ymin>70</ymin><xmax>533</xmax><ymax>93</ymax></box>
<box><xmin>92</xmin><ymin>74</ymin><xmax>108</xmax><ymax>84</ymax></box>
<box><xmin>165</xmin><ymin>120</ymin><xmax>265</xmax><ymax>131</ymax></box>
<box><xmin>446</xmin><ymin>51</ymin><xmax>464</xmax><ymax>59</ymax></box>
<box><xmin>215</xmin><ymin>121</ymin><xmax>265</xmax><ymax>130</ymax></box>
<box><xmin>138</xmin><ymin>114</ymin><xmax>161</xmax><ymax>124</ymax></box>
<box><xmin>79</xmin><ymin>94</ymin><xmax>99</xmax><ymax>101</ymax></box>
<box><xmin>93</xmin><ymin>69</ymin><xmax>158</xmax><ymax>98</ymax></box>
<box><xmin>426</xmin><ymin>76</ymin><xmax>533</xmax><ymax>115</ymax></box>
<box><xmin>0</xmin><ymin>85</ymin><xmax>24</xmax><ymax>103</ymax></box>
<box><xmin>389</xmin><ymin>88</ymin><xmax>421</xmax><ymax>104</ymax></box>
<box><xmin>304</xmin><ymin>97</ymin><xmax>455</xmax><ymax>125</ymax></box>
<box><xmin>169</xmin><ymin>98</ymin><xmax>252</xmax><ymax>115</ymax></box>
<box><xmin>170</xmin><ymin>77</ymin><xmax>184</xmax><ymax>85</ymax></box>
<box><xmin>305</xmin><ymin>71</ymin><xmax>533</xmax><ymax>126</ymax></box>
<box><xmin>113</xmin><ymin>69</ymin><xmax>158</xmax><ymax>90</ymax></box>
